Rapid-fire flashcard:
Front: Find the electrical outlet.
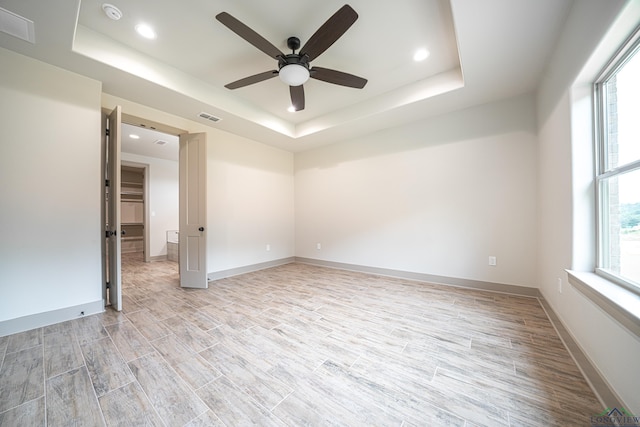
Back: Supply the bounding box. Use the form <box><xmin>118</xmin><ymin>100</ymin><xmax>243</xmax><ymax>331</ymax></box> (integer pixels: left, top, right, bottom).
<box><xmin>316</xmin><ymin>243</ymin><xmax>321</xmax><ymax>250</ymax></box>
<box><xmin>558</xmin><ymin>277</ymin><xmax>562</xmax><ymax>294</ymax></box>
<box><xmin>266</xmin><ymin>244</ymin><xmax>271</xmax><ymax>251</ymax></box>
<box><xmin>488</xmin><ymin>256</ymin><xmax>497</xmax><ymax>266</ymax></box>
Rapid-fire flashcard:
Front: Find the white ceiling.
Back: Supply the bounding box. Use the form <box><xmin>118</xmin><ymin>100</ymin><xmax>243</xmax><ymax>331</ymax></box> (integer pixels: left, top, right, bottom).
<box><xmin>0</xmin><ymin>0</ymin><xmax>574</xmax><ymax>153</ymax></box>
<box><xmin>121</xmin><ymin>123</ymin><xmax>178</xmax><ymax>162</ymax></box>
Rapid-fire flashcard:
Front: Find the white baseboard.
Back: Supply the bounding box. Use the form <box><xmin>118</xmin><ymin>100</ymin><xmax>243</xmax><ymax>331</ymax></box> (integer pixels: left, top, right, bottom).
<box><xmin>295</xmin><ymin>257</ymin><xmax>539</xmax><ymax>297</ymax></box>
<box><xmin>537</xmin><ymin>296</ymin><xmax>626</xmax><ymax>412</ymax></box>
<box><xmin>208</xmin><ymin>257</ymin><xmax>296</xmax><ymax>281</ymax></box>
<box><xmin>0</xmin><ymin>300</ymin><xmax>104</xmax><ymax>337</ymax></box>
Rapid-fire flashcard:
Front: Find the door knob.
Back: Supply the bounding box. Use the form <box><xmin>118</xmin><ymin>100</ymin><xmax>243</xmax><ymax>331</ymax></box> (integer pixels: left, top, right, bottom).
<box><xmin>198</xmin><ymin>227</ymin><xmax>204</xmax><ymax>232</ymax></box>
<box><xmin>121</xmin><ymin>230</ymin><xmax>126</xmax><ymax>236</ymax></box>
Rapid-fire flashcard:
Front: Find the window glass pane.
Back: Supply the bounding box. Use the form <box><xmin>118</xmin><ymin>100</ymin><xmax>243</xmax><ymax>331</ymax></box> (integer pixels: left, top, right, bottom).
<box><xmin>601</xmin><ymin>168</ymin><xmax>640</xmax><ymax>286</ymax></box>
<box><xmin>604</xmin><ymin>47</ymin><xmax>640</xmax><ymax>170</ymax></box>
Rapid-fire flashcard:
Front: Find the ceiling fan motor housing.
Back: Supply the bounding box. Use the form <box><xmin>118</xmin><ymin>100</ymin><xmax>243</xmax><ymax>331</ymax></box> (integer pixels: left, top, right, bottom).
<box><xmin>287</xmin><ymin>36</ymin><xmax>301</xmax><ymax>52</ymax></box>
<box><xmin>278</xmin><ymin>53</ymin><xmax>309</xmax><ymax>69</ymax></box>
<box><xmin>279</xmin><ymin>36</ymin><xmax>310</xmax><ymax>72</ymax></box>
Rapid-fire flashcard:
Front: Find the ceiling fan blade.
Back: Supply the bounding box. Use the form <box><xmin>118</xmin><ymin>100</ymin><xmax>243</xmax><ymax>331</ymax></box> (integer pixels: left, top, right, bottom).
<box><xmin>310</xmin><ymin>67</ymin><xmax>367</xmax><ymax>89</ymax></box>
<box><xmin>216</xmin><ymin>12</ymin><xmax>284</xmax><ymax>59</ymax></box>
<box><xmin>225</xmin><ymin>70</ymin><xmax>278</xmax><ymax>89</ymax></box>
<box><xmin>290</xmin><ymin>85</ymin><xmax>305</xmax><ymax>111</ymax></box>
<box><xmin>300</xmin><ymin>5</ymin><xmax>358</xmax><ymax>62</ymax></box>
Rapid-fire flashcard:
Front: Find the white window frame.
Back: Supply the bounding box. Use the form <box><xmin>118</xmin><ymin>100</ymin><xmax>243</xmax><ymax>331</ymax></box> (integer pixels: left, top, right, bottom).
<box><xmin>593</xmin><ymin>30</ymin><xmax>640</xmax><ymax>296</ymax></box>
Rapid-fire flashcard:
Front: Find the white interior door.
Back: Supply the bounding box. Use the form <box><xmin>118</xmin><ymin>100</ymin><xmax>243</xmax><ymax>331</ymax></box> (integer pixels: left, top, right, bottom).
<box><xmin>179</xmin><ymin>132</ymin><xmax>207</xmax><ymax>288</ymax></box>
<box><xmin>106</xmin><ymin>106</ymin><xmax>122</xmax><ymax>310</ymax></box>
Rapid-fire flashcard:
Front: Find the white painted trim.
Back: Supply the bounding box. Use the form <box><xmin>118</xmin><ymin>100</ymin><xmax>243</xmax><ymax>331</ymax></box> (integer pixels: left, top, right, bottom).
<box><xmin>567</xmin><ymin>270</ymin><xmax>640</xmax><ymax>338</ymax></box>
<box><xmin>538</xmin><ymin>294</ymin><xmax>627</xmax><ymax>411</ymax></box>
<box><xmin>0</xmin><ymin>300</ymin><xmax>104</xmax><ymax>337</ymax></box>
<box><xmin>207</xmin><ymin>257</ymin><xmax>296</xmax><ymax>281</ymax></box>
<box><xmin>295</xmin><ymin>257</ymin><xmax>540</xmax><ymax>297</ymax></box>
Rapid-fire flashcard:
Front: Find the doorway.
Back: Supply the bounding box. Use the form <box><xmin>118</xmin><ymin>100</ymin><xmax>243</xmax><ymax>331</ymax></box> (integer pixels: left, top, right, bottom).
<box><xmin>102</xmin><ymin>108</ymin><xmax>209</xmax><ymax>311</ymax></box>
<box><xmin>120</xmin><ymin>122</ymin><xmax>179</xmax><ymax>264</ymax></box>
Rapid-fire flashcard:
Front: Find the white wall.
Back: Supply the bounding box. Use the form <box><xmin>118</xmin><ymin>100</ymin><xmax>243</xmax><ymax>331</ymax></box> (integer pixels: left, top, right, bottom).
<box><xmin>121</xmin><ymin>153</ymin><xmax>179</xmax><ymax>258</ymax></box>
<box><xmin>536</xmin><ymin>0</ymin><xmax>640</xmax><ymax>413</ymax></box>
<box><xmin>0</xmin><ymin>48</ymin><xmax>103</xmax><ymax>324</ymax></box>
<box><xmin>208</xmin><ymin>134</ymin><xmax>295</xmax><ymax>272</ymax></box>
<box><xmin>295</xmin><ymin>94</ymin><xmax>538</xmax><ymax>288</ymax></box>
<box><xmin>102</xmin><ymin>94</ymin><xmax>295</xmax><ymax>275</ymax></box>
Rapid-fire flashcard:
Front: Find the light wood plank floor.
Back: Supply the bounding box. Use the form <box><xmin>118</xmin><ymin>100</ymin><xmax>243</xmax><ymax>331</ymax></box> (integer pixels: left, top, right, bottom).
<box><xmin>0</xmin><ymin>253</ymin><xmax>602</xmax><ymax>426</ymax></box>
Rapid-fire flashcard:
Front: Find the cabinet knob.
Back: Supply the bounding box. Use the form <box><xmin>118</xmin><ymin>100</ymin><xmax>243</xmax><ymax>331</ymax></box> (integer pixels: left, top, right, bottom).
<box><xmin>198</xmin><ymin>227</ymin><xmax>204</xmax><ymax>232</ymax></box>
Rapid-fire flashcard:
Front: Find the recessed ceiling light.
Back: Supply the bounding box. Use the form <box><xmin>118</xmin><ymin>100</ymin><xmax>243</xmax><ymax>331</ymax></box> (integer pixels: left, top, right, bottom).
<box><xmin>129</xmin><ymin>134</ymin><xmax>140</xmax><ymax>139</ymax></box>
<box><xmin>287</xmin><ymin>106</ymin><xmax>297</xmax><ymax>113</ymax></box>
<box><xmin>413</xmin><ymin>48</ymin><xmax>430</xmax><ymax>62</ymax></box>
<box><xmin>135</xmin><ymin>23</ymin><xmax>156</xmax><ymax>40</ymax></box>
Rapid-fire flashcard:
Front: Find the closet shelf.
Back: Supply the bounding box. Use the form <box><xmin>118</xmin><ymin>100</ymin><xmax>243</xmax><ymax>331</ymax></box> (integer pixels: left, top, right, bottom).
<box><xmin>121</xmin><ymin>167</ymin><xmax>145</xmax><ymax>254</ymax></box>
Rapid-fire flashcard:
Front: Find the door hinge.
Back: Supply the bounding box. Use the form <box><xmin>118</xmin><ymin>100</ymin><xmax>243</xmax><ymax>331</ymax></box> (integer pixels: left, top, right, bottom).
<box><xmin>105</xmin><ymin>128</ymin><xmax>110</xmax><ymax>136</ymax></box>
<box><xmin>106</xmin><ymin>281</ymin><xmax>110</xmax><ymax>289</ymax></box>
<box><xmin>105</xmin><ymin>179</ymin><xmax>110</xmax><ymax>187</ymax></box>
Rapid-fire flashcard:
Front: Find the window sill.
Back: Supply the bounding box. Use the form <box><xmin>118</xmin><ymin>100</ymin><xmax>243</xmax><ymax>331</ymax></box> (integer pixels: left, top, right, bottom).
<box><xmin>567</xmin><ymin>270</ymin><xmax>640</xmax><ymax>338</ymax></box>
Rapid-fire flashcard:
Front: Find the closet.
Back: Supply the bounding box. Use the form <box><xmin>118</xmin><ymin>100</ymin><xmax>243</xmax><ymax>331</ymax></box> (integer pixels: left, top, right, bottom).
<box><xmin>121</xmin><ymin>166</ymin><xmax>145</xmax><ymax>254</ymax></box>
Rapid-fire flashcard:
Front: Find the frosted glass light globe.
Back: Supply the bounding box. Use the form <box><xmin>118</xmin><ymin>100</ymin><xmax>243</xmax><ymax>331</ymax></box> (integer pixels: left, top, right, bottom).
<box><xmin>279</xmin><ymin>64</ymin><xmax>310</xmax><ymax>86</ymax></box>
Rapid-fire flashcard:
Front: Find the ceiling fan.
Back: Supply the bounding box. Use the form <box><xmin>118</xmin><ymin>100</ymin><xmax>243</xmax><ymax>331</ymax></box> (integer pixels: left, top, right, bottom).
<box><xmin>215</xmin><ymin>5</ymin><xmax>368</xmax><ymax>111</ymax></box>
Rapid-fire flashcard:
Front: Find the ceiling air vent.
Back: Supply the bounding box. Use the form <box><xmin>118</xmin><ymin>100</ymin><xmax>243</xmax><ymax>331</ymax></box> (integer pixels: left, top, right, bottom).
<box><xmin>0</xmin><ymin>7</ymin><xmax>35</xmax><ymax>43</ymax></box>
<box><xmin>198</xmin><ymin>112</ymin><xmax>221</xmax><ymax>123</ymax></box>
<box><xmin>153</xmin><ymin>140</ymin><xmax>168</xmax><ymax>146</ymax></box>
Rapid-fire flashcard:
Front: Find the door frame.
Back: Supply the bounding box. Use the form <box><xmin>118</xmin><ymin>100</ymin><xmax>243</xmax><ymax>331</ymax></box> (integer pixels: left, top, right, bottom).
<box><xmin>101</xmin><ymin>110</ymin><xmax>205</xmax><ymax>301</ymax></box>
<box><xmin>100</xmin><ymin>112</ymin><xmax>108</xmax><ymax>305</ymax></box>
<box><xmin>106</xmin><ymin>106</ymin><xmax>122</xmax><ymax>311</ymax></box>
